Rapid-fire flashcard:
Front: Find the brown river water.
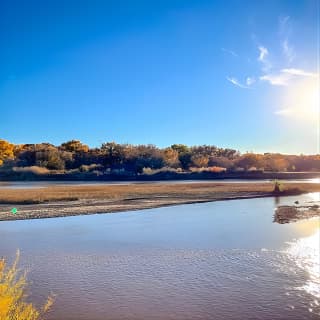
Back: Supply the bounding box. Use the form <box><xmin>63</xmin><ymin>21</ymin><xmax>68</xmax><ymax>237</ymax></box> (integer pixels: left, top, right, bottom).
<box><xmin>0</xmin><ymin>193</ymin><xmax>319</xmax><ymax>319</ymax></box>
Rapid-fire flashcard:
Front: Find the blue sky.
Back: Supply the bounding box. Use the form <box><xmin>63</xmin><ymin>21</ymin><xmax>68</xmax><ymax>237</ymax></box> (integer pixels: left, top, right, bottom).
<box><xmin>1</xmin><ymin>0</ymin><xmax>319</xmax><ymax>154</ymax></box>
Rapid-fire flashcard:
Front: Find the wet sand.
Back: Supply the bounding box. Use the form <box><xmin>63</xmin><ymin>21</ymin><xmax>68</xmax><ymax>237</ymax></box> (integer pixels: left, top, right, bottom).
<box><xmin>0</xmin><ymin>182</ymin><xmax>319</xmax><ymax>222</ymax></box>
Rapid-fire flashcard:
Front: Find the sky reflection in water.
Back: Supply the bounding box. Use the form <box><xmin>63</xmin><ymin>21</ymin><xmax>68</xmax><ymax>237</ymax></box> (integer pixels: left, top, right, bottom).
<box><xmin>0</xmin><ymin>193</ymin><xmax>319</xmax><ymax>319</ymax></box>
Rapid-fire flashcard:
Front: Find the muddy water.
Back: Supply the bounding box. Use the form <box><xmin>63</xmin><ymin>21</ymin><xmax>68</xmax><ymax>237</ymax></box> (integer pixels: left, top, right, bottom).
<box><xmin>0</xmin><ymin>194</ymin><xmax>319</xmax><ymax>319</ymax></box>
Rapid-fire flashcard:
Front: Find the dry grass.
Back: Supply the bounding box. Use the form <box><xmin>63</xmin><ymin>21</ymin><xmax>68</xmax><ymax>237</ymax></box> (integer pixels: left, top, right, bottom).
<box><xmin>0</xmin><ymin>182</ymin><xmax>319</xmax><ymax>205</ymax></box>
<box><xmin>12</xmin><ymin>166</ymin><xmax>50</xmax><ymax>175</ymax></box>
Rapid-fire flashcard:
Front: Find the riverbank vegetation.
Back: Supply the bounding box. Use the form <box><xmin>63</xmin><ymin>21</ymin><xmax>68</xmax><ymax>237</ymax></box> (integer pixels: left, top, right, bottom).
<box><xmin>0</xmin><ymin>139</ymin><xmax>319</xmax><ymax>180</ymax></box>
<box><xmin>0</xmin><ymin>251</ymin><xmax>53</xmax><ymax>319</ymax></box>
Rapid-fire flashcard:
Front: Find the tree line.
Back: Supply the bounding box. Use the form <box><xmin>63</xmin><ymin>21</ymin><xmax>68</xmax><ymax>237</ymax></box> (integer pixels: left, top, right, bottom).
<box><xmin>0</xmin><ymin>139</ymin><xmax>319</xmax><ymax>175</ymax></box>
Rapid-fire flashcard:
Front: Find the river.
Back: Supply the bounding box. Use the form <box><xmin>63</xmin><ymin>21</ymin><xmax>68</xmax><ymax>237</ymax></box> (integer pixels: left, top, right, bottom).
<box><xmin>0</xmin><ymin>178</ymin><xmax>319</xmax><ymax>189</ymax></box>
<box><xmin>0</xmin><ymin>194</ymin><xmax>319</xmax><ymax>319</ymax></box>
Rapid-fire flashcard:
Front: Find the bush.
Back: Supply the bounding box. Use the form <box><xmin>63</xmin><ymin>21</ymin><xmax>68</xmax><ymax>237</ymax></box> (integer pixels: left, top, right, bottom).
<box><xmin>142</xmin><ymin>167</ymin><xmax>180</xmax><ymax>175</ymax></box>
<box><xmin>207</xmin><ymin>166</ymin><xmax>227</xmax><ymax>173</ymax></box>
<box><xmin>142</xmin><ymin>167</ymin><xmax>153</xmax><ymax>175</ymax></box>
<box><xmin>189</xmin><ymin>167</ymin><xmax>207</xmax><ymax>173</ymax></box>
<box><xmin>13</xmin><ymin>166</ymin><xmax>50</xmax><ymax>175</ymax></box>
<box><xmin>79</xmin><ymin>164</ymin><xmax>103</xmax><ymax>172</ymax></box>
<box><xmin>0</xmin><ymin>251</ymin><xmax>53</xmax><ymax>319</ymax></box>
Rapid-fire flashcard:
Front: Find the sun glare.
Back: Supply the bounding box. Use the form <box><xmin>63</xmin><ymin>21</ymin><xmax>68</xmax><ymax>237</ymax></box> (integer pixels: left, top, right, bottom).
<box><xmin>286</xmin><ymin>225</ymin><xmax>320</xmax><ymax>299</ymax></box>
<box><xmin>281</xmin><ymin>77</ymin><xmax>320</xmax><ymax>120</ymax></box>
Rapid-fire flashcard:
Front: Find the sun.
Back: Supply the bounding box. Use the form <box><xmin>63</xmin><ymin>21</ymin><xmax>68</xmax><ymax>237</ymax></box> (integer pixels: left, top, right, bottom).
<box><xmin>280</xmin><ymin>76</ymin><xmax>319</xmax><ymax>120</ymax></box>
<box><xmin>296</xmin><ymin>79</ymin><xmax>319</xmax><ymax>116</ymax></box>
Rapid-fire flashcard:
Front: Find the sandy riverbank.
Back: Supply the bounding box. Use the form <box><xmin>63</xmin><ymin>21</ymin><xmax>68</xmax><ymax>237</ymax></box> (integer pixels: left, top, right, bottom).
<box><xmin>0</xmin><ymin>182</ymin><xmax>319</xmax><ymax>221</ymax></box>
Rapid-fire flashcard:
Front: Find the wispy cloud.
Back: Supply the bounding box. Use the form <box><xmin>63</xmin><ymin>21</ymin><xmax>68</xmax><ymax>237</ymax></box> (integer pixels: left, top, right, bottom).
<box><xmin>257</xmin><ymin>46</ymin><xmax>271</xmax><ymax>72</ymax></box>
<box><xmin>258</xmin><ymin>46</ymin><xmax>268</xmax><ymax>62</ymax></box>
<box><xmin>221</xmin><ymin>47</ymin><xmax>238</xmax><ymax>57</ymax></box>
<box><xmin>282</xmin><ymin>39</ymin><xmax>295</xmax><ymax>63</ymax></box>
<box><xmin>226</xmin><ymin>77</ymin><xmax>249</xmax><ymax>89</ymax></box>
<box><xmin>260</xmin><ymin>73</ymin><xmax>290</xmax><ymax>86</ymax></box>
<box><xmin>282</xmin><ymin>68</ymin><xmax>318</xmax><ymax>77</ymax></box>
<box><xmin>236</xmin><ymin>15</ymin><xmax>318</xmax><ymax>125</ymax></box>
<box><xmin>225</xmin><ymin>16</ymin><xmax>316</xmax><ymax>92</ymax></box>
<box><xmin>279</xmin><ymin>16</ymin><xmax>295</xmax><ymax>64</ymax></box>
<box><xmin>260</xmin><ymin>68</ymin><xmax>318</xmax><ymax>86</ymax></box>
<box><xmin>246</xmin><ymin>77</ymin><xmax>255</xmax><ymax>86</ymax></box>
<box><xmin>279</xmin><ymin>16</ymin><xmax>290</xmax><ymax>35</ymax></box>
<box><xmin>274</xmin><ymin>108</ymin><xmax>292</xmax><ymax>116</ymax></box>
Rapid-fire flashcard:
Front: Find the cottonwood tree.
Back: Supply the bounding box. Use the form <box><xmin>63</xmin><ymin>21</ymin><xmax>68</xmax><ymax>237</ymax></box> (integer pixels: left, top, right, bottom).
<box><xmin>60</xmin><ymin>140</ymin><xmax>89</xmax><ymax>153</ymax></box>
<box><xmin>163</xmin><ymin>147</ymin><xmax>179</xmax><ymax>167</ymax></box>
<box><xmin>236</xmin><ymin>153</ymin><xmax>264</xmax><ymax>171</ymax></box>
<box><xmin>0</xmin><ymin>139</ymin><xmax>14</xmax><ymax>166</ymax></box>
<box><xmin>191</xmin><ymin>154</ymin><xmax>209</xmax><ymax>168</ymax></box>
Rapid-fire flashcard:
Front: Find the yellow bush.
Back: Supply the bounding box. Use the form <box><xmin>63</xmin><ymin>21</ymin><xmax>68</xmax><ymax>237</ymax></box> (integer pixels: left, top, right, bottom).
<box><xmin>0</xmin><ymin>251</ymin><xmax>53</xmax><ymax>320</ymax></box>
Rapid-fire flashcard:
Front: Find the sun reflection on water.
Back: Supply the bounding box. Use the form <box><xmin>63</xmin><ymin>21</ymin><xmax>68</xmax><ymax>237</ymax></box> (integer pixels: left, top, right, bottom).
<box><xmin>307</xmin><ymin>192</ymin><xmax>320</xmax><ymax>202</ymax></box>
<box><xmin>285</xmin><ymin>219</ymin><xmax>320</xmax><ymax>299</ymax></box>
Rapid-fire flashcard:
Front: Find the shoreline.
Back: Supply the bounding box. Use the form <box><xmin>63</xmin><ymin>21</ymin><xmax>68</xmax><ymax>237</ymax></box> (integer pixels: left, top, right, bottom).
<box><xmin>0</xmin><ymin>182</ymin><xmax>319</xmax><ymax>222</ymax></box>
<box><xmin>1</xmin><ymin>171</ymin><xmax>319</xmax><ymax>182</ymax></box>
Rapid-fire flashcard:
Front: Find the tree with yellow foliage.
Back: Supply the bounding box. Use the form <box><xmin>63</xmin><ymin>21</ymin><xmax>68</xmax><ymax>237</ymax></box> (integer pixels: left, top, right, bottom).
<box><xmin>163</xmin><ymin>148</ymin><xmax>179</xmax><ymax>167</ymax></box>
<box><xmin>60</xmin><ymin>140</ymin><xmax>89</xmax><ymax>153</ymax></box>
<box><xmin>0</xmin><ymin>139</ymin><xmax>14</xmax><ymax>166</ymax></box>
<box><xmin>0</xmin><ymin>251</ymin><xmax>53</xmax><ymax>320</ymax></box>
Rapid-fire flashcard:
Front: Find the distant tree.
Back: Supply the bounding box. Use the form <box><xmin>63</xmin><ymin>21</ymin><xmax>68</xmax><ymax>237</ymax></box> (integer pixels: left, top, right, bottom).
<box><xmin>208</xmin><ymin>156</ymin><xmax>234</xmax><ymax>170</ymax></box>
<box><xmin>236</xmin><ymin>153</ymin><xmax>264</xmax><ymax>171</ymax></box>
<box><xmin>5</xmin><ymin>139</ymin><xmax>320</xmax><ymax>174</ymax></box>
<box><xmin>191</xmin><ymin>145</ymin><xmax>218</xmax><ymax>157</ymax></box>
<box><xmin>101</xmin><ymin>142</ymin><xmax>127</xmax><ymax>170</ymax></box>
<box><xmin>60</xmin><ymin>140</ymin><xmax>89</xmax><ymax>153</ymax></box>
<box><xmin>42</xmin><ymin>150</ymin><xmax>65</xmax><ymax>170</ymax></box>
<box><xmin>0</xmin><ymin>139</ymin><xmax>14</xmax><ymax>166</ymax></box>
<box><xmin>289</xmin><ymin>155</ymin><xmax>320</xmax><ymax>172</ymax></box>
<box><xmin>163</xmin><ymin>148</ymin><xmax>179</xmax><ymax>167</ymax></box>
<box><xmin>133</xmin><ymin>144</ymin><xmax>164</xmax><ymax>173</ymax></box>
<box><xmin>171</xmin><ymin>144</ymin><xmax>189</xmax><ymax>154</ymax></box>
<box><xmin>59</xmin><ymin>151</ymin><xmax>74</xmax><ymax>169</ymax></box>
<box><xmin>16</xmin><ymin>149</ymin><xmax>36</xmax><ymax>167</ymax></box>
<box><xmin>33</xmin><ymin>145</ymin><xmax>65</xmax><ymax>170</ymax></box>
<box><xmin>273</xmin><ymin>158</ymin><xmax>289</xmax><ymax>172</ymax></box>
<box><xmin>263</xmin><ymin>154</ymin><xmax>289</xmax><ymax>172</ymax></box>
<box><xmin>178</xmin><ymin>152</ymin><xmax>192</xmax><ymax>170</ymax></box>
<box><xmin>13</xmin><ymin>144</ymin><xmax>25</xmax><ymax>157</ymax></box>
<box><xmin>171</xmin><ymin>144</ymin><xmax>192</xmax><ymax>169</ymax></box>
<box><xmin>191</xmin><ymin>154</ymin><xmax>209</xmax><ymax>168</ymax></box>
<box><xmin>15</xmin><ymin>143</ymin><xmax>65</xmax><ymax>170</ymax></box>
<box><xmin>219</xmin><ymin>148</ymin><xmax>240</xmax><ymax>159</ymax></box>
